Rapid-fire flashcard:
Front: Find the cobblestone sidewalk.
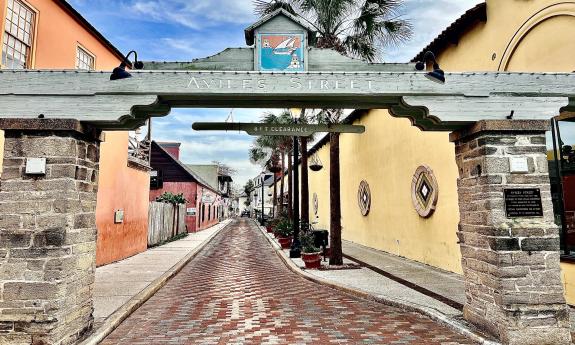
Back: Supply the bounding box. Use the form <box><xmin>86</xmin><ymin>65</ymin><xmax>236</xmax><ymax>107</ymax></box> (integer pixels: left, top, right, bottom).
<box><xmin>101</xmin><ymin>218</ymin><xmax>476</xmax><ymax>344</ymax></box>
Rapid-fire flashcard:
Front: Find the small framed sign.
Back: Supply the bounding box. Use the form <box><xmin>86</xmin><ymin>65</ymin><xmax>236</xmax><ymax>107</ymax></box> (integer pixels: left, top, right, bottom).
<box><xmin>186</xmin><ymin>208</ymin><xmax>196</xmax><ymax>216</ymax></box>
<box><xmin>114</xmin><ymin>210</ymin><xmax>124</xmax><ymax>224</ymax></box>
<box><xmin>504</xmin><ymin>188</ymin><xmax>544</xmax><ymax>218</ymax></box>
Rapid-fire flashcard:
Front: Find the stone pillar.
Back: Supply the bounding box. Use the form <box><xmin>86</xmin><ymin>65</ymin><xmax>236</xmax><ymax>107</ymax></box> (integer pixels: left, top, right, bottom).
<box><xmin>0</xmin><ymin>120</ymin><xmax>100</xmax><ymax>345</ymax></box>
<box><xmin>451</xmin><ymin>120</ymin><xmax>571</xmax><ymax>345</ymax></box>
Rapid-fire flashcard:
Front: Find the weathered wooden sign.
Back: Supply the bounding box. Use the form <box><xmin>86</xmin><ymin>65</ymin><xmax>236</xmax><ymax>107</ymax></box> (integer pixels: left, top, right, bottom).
<box><xmin>504</xmin><ymin>188</ymin><xmax>544</xmax><ymax>218</ymax></box>
<box><xmin>192</xmin><ymin>122</ymin><xmax>365</xmax><ymax>136</ymax></box>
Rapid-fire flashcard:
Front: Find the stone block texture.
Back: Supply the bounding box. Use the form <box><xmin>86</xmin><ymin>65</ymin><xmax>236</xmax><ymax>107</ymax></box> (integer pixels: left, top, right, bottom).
<box><xmin>0</xmin><ymin>129</ymin><xmax>99</xmax><ymax>345</ymax></box>
<box><xmin>453</xmin><ymin>121</ymin><xmax>571</xmax><ymax>345</ymax></box>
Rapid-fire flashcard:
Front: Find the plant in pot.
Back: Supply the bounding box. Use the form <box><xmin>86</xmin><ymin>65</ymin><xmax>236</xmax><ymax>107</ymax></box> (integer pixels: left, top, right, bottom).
<box><xmin>301</xmin><ymin>231</ymin><xmax>322</xmax><ymax>269</ymax></box>
<box><xmin>266</xmin><ymin>217</ymin><xmax>278</xmax><ymax>233</ymax></box>
<box><xmin>274</xmin><ymin>218</ymin><xmax>293</xmax><ymax>249</ymax></box>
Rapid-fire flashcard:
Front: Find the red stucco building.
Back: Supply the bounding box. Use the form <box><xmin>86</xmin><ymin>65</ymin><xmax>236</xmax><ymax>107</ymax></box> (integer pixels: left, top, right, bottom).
<box><xmin>149</xmin><ymin>142</ymin><xmax>223</xmax><ymax>232</ymax></box>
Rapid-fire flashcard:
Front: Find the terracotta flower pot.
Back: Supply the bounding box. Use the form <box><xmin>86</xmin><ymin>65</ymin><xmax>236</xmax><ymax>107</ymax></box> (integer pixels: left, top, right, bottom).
<box><xmin>266</xmin><ymin>225</ymin><xmax>273</xmax><ymax>233</ymax></box>
<box><xmin>277</xmin><ymin>237</ymin><xmax>292</xmax><ymax>249</ymax></box>
<box><xmin>302</xmin><ymin>252</ymin><xmax>322</xmax><ymax>269</ymax></box>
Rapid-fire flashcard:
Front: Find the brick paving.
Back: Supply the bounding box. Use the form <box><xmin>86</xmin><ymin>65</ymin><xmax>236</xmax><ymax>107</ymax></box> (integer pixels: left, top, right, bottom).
<box><xmin>101</xmin><ymin>219</ymin><xmax>476</xmax><ymax>344</ymax></box>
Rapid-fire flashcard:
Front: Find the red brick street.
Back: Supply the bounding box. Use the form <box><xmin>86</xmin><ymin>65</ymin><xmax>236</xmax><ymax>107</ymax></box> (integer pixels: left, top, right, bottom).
<box><xmin>101</xmin><ymin>219</ymin><xmax>475</xmax><ymax>344</ymax></box>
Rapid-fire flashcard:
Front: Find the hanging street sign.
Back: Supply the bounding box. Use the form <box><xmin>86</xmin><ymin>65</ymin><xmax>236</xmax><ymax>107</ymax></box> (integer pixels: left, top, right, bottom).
<box><xmin>192</xmin><ymin>122</ymin><xmax>365</xmax><ymax>137</ymax></box>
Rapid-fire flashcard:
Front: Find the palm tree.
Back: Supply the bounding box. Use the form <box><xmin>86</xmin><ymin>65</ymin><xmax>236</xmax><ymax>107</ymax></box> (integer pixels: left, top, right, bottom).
<box><xmin>249</xmin><ymin>110</ymin><xmax>294</xmax><ymax>218</ymax></box>
<box><xmin>254</xmin><ymin>0</ymin><xmax>412</xmax><ymax>265</ymax></box>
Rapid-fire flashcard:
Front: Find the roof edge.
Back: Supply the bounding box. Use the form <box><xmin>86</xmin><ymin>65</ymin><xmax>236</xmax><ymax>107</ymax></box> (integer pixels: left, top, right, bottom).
<box><xmin>411</xmin><ymin>2</ymin><xmax>487</xmax><ymax>62</ymax></box>
<box><xmin>55</xmin><ymin>0</ymin><xmax>125</xmax><ymax>64</ymax></box>
<box><xmin>152</xmin><ymin>141</ymin><xmax>220</xmax><ymax>194</ymax></box>
<box><xmin>245</xmin><ymin>8</ymin><xmax>317</xmax><ymax>46</ymax></box>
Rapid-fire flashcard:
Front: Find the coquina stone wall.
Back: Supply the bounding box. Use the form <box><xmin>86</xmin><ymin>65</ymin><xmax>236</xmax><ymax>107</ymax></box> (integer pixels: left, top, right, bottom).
<box><xmin>451</xmin><ymin>120</ymin><xmax>571</xmax><ymax>345</ymax></box>
<box><xmin>0</xmin><ymin>121</ymin><xmax>100</xmax><ymax>345</ymax></box>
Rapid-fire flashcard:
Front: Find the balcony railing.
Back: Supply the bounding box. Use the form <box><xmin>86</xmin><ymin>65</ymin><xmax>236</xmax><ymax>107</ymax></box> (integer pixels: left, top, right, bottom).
<box><xmin>128</xmin><ymin>135</ymin><xmax>151</xmax><ymax>169</ymax></box>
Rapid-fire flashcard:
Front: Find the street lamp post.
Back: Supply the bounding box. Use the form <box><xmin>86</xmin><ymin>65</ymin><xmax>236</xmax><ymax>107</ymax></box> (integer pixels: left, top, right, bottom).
<box><xmin>289</xmin><ymin>109</ymin><xmax>302</xmax><ymax>258</ymax></box>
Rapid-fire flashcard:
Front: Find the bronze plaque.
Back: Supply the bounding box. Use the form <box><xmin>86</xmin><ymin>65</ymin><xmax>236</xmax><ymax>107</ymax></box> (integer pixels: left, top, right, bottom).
<box><xmin>504</xmin><ymin>188</ymin><xmax>544</xmax><ymax>218</ymax></box>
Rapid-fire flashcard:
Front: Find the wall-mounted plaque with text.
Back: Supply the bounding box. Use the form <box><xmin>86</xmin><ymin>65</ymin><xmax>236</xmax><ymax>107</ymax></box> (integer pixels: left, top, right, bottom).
<box><xmin>504</xmin><ymin>188</ymin><xmax>544</xmax><ymax>218</ymax></box>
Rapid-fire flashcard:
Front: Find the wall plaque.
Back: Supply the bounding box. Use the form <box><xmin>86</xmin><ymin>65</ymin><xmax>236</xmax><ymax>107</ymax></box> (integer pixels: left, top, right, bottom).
<box><xmin>504</xmin><ymin>188</ymin><xmax>543</xmax><ymax>218</ymax></box>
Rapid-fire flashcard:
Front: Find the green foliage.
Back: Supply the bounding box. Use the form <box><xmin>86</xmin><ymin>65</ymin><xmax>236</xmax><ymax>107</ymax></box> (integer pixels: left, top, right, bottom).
<box><xmin>249</xmin><ymin>110</ymin><xmax>294</xmax><ymax>171</ymax></box>
<box><xmin>301</xmin><ymin>231</ymin><xmax>320</xmax><ymax>253</ymax></box>
<box><xmin>243</xmin><ymin>180</ymin><xmax>254</xmax><ymax>206</ymax></box>
<box><xmin>156</xmin><ymin>192</ymin><xmax>187</xmax><ymax>204</ymax></box>
<box><xmin>273</xmin><ymin>217</ymin><xmax>293</xmax><ymax>237</ymax></box>
<box><xmin>253</xmin><ymin>0</ymin><xmax>413</xmax><ymax>62</ymax></box>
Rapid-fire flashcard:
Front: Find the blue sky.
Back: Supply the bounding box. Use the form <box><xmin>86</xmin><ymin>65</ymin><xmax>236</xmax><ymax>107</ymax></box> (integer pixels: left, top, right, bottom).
<box><xmin>69</xmin><ymin>0</ymin><xmax>482</xmax><ymax>186</ymax></box>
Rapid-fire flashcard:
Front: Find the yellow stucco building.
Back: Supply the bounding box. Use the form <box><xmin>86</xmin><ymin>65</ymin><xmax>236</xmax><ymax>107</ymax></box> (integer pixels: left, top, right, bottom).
<box><xmin>294</xmin><ymin>0</ymin><xmax>575</xmax><ymax>303</ymax></box>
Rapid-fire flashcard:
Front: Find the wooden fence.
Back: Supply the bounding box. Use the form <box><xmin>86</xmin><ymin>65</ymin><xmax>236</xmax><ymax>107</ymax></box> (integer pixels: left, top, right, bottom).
<box><xmin>148</xmin><ymin>202</ymin><xmax>187</xmax><ymax>247</ymax></box>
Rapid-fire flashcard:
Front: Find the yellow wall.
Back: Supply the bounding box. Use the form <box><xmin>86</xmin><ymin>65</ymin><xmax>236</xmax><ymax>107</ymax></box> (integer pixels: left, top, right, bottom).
<box><xmin>340</xmin><ymin>113</ymin><xmax>461</xmax><ymax>273</ymax></box>
<box><xmin>305</xmin><ymin>114</ymin><xmax>462</xmax><ymax>273</ymax></box>
<box><xmin>434</xmin><ymin>0</ymin><xmax>575</xmax><ymax>301</ymax></box>
<box><xmin>438</xmin><ymin>0</ymin><xmax>575</xmax><ymax>72</ymax></box>
<box><xmin>308</xmin><ymin>144</ymin><xmax>330</xmax><ymax>230</ymax></box>
<box><xmin>302</xmin><ymin>0</ymin><xmax>575</xmax><ymax>279</ymax></box>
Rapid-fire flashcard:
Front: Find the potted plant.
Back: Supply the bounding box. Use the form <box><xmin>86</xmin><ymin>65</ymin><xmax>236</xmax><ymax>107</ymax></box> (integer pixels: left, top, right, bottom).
<box><xmin>301</xmin><ymin>231</ymin><xmax>322</xmax><ymax>269</ymax></box>
<box><xmin>274</xmin><ymin>218</ymin><xmax>293</xmax><ymax>249</ymax></box>
<box><xmin>266</xmin><ymin>218</ymin><xmax>278</xmax><ymax>233</ymax></box>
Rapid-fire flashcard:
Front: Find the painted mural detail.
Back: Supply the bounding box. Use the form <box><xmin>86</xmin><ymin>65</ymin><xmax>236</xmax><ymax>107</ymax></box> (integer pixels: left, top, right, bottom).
<box><xmin>411</xmin><ymin>165</ymin><xmax>439</xmax><ymax>218</ymax></box>
<box><xmin>358</xmin><ymin>180</ymin><xmax>371</xmax><ymax>216</ymax></box>
<box><xmin>258</xmin><ymin>33</ymin><xmax>305</xmax><ymax>71</ymax></box>
<box><xmin>313</xmin><ymin>192</ymin><xmax>319</xmax><ymax>215</ymax></box>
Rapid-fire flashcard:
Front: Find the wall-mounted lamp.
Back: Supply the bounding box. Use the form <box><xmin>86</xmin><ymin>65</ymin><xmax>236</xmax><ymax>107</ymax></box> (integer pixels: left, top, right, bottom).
<box><xmin>110</xmin><ymin>50</ymin><xmax>144</xmax><ymax>81</ymax></box>
<box><xmin>415</xmin><ymin>51</ymin><xmax>445</xmax><ymax>84</ymax></box>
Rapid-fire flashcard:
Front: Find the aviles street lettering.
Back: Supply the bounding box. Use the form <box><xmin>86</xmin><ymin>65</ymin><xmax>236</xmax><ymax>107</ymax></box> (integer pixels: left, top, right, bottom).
<box><xmin>186</xmin><ymin>76</ymin><xmax>374</xmax><ymax>91</ymax></box>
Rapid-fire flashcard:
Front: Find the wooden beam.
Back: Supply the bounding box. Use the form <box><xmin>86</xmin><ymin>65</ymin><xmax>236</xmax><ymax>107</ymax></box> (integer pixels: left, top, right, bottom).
<box><xmin>0</xmin><ymin>70</ymin><xmax>572</xmax><ymax>131</ymax></box>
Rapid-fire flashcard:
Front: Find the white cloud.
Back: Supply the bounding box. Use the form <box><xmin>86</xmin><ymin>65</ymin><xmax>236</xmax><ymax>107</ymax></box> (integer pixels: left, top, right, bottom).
<box><xmin>130</xmin><ymin>0</ymin><xmax>256</xmax><ymax>29</ymax></box>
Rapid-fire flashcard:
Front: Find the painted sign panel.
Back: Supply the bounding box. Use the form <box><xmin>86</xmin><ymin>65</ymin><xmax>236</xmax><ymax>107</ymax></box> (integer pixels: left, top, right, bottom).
<box><xmin>258</xmin><ymin>33</ymin><xmax>305</xmax><ymax>72</ymax></box>
<box><xmin>504</xmin><ymin>188</ymin><xmax>544</xmax><ymax>217</ymax></box>
<box><xmin>186</xmin><ymin>208</ymin><xmax>196</xmax><ymax>216</ymax></box>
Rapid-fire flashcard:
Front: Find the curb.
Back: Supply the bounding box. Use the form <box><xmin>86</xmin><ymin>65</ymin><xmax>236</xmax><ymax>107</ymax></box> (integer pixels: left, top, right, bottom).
<box><xmin>80</xmin><ymin>220</ymin><xmax>233</xmax><ymax>345</ymax></box>
<box><xmin>256</xmin><ymin>224</ymin><xmax>500</xmax><ymax>345</ymax></box>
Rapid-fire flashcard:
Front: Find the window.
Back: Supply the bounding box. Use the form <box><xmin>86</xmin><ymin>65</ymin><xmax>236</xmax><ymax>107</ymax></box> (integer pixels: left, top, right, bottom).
<box><xmin>76</xmin><ymin>46</ymin><xmax>95</xmax><ymax>70</ymax></box>
<box><xmin>2</xmin><ymin>0</ymin><xmax>35</xmax><ymax>69</ymax></box>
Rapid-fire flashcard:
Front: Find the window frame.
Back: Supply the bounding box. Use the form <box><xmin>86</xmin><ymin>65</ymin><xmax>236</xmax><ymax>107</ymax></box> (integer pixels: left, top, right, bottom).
<box><xmin>1</xmin><ymin>0</ymin><xmax>38</xmax><ymax>69</ymax></box>
<box><xmin>75</xmin><ymin>43</ymin><xmax>96</xmax><ymax>71</ymax></box>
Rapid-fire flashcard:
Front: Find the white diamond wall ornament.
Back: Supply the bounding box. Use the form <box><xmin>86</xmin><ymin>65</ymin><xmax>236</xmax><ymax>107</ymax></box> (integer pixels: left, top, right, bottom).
<box><xmin>411</xmin><ymin>166</ymin><xmax>439</xmax><ymax>218</ymax></box>
<box><xmin>358</xmin><ymin>180</ymin><xmax>371</xmax><ymax>216</ymax></box>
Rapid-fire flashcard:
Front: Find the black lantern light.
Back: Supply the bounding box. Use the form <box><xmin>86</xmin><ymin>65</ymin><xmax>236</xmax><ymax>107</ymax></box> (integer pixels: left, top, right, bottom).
<box><xmin>110</xmin><ymin>50</ymin><xmax>144</xmax><ymax>81</ymax></box>
<box><xmin>309</xmin><ymin>153</ymin><xmax>323</xmax><ymax>172</ymax></box>
<box><xmin>415</xmin><ymin>51</ymin><xmax>445</xmax><ymax>84</ymax></box>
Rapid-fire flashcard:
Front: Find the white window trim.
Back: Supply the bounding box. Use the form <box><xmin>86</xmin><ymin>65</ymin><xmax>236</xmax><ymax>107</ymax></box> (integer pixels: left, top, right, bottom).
<box><xmin>75</xmin><ymin>43</ymin><xmax>96</xmax><ymax>70</ymax></box>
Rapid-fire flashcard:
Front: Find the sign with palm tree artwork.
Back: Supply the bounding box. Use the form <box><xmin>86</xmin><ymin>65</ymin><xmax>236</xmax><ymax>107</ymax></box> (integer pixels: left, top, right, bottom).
<box><xmin>258</xmin><ymin>33</ymin><xmax>305</xmax><ymax>71</ymax></box>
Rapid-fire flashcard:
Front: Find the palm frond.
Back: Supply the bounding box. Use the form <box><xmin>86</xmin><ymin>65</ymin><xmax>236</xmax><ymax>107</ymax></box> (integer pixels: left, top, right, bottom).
<box><xmin>253</xmin><ymin>0</ymin><xmax>297</xmax><ymax>16</ymax></box>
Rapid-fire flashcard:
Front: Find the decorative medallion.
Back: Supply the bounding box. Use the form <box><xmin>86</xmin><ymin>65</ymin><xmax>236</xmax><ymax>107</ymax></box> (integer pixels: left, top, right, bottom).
<box><xmin>357</xmin><ymin>180</ymin><xmax>371</xmax><ymax>216</ymax></box>
<box><xmin>313</xmin><ymin>193</ymin><xmax>319</xmax><ymax>215</ymax></box>
<box><xmin>411</xmin><ymin>165</ymin><xmax>439</xmax><ymax>218</ymax></box>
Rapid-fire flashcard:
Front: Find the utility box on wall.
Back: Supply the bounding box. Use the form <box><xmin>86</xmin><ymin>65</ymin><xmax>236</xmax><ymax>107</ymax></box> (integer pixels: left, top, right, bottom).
<box><xmin>114</xmin><ymin>210</ymin><xmax>124</xmax><ymax>224</ymax></box>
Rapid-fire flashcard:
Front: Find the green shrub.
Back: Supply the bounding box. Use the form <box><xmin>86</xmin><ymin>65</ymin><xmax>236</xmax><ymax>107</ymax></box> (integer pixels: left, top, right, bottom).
<box><xmin>301</xmin><ymin>231</ymin><xmax>320</xmax><ymax>253</ymax></box>
<box><xmin>274</xmin><ymin>217</ymin><xmax>293</xmax><ymax>238</ymax></box>
<box><xmin>156</xmin><ymin>192</ymin><xmax>187</xmax><ymax>204</ymax></box>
